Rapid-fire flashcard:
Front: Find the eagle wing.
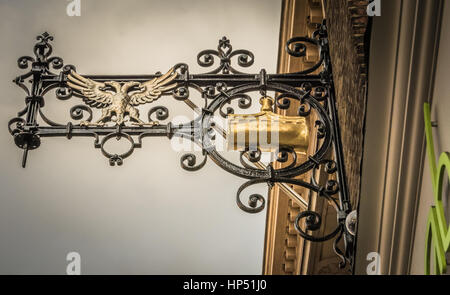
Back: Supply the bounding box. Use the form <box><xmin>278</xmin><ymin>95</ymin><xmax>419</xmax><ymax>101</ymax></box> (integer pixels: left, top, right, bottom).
<box><xmin>67</xmin><ymin>70</ymin><xmax>113</xmax><ymax>108</ymax></box>
<box><xmin>129</xmin><ymin>68</ymin><xmax>178</xmax><ymax>106</ymax></box>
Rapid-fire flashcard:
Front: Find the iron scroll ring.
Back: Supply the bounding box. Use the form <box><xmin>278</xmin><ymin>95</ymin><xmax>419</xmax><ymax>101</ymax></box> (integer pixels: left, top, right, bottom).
<box><xmin>100</xmin><ymin>132</ymin><xmax>135</xmax><ymax>166</ymax></box>
<box><xmin>200</xmin><ymin>82</ymin><xmax>333</xmax><ymax>180</ymax></box>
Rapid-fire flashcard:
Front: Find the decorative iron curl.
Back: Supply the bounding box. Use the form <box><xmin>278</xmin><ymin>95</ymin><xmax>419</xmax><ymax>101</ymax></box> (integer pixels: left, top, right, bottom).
<box><xmin>219</xmin><ymin>93</ymin><xmax>252</xmax><ymax>118</ymax></box>
<box><xmin>332</xmin><ymin>225</ymin><xmax>349</xmax><ymax>269</ymax></box>
<box><xmin>197</xmin><ymin>50</ymin><xmax>216</xmax><ymax>68</ymax></box>
<box><xmin>274</xmin><ymin>147</ymin><xmax>298</xmax><ymax>170</ymax></box>
<box><xmin>17</xmin><ymin>56</ymin><xmax>35</xmax><ymax>69</ymax></box>
<box><xmin>56</xmin><ymin>87</ymin><xmax>73</xmax><ymax>100</ymax></box>
<box><xmin>148</xmin><ymin>106</ymin><xmax>169</xmax><ymax>123</ymax></box>
<box><xmin>173</xmin><ymin>86</ymin><xmax>189</xmax><ymax>101</ymax></box>
<box><xmin>55</xmin><ymin>65</ymin><xmax>77</xmax><ymax>100</ymax></box>
<box><xmin>32</xmin><ymin>32</ymin><xmax>65</xmax><ymax>74</ymax></box>
<box><xmin>236</xmin><ymin>179</ymin><xmax>267</xmax><ymax>214</ymax></box>
<box><xmin>14</xmin><ymin>32</ymin><xmax>68</xmax><ymax>99</ymax></box>
<box><xmin>70</xmin><ymin>105</ymin><xmax>93</xmax><ymax>123</ymax></box>
<box><xmin>216</xmin><ymin>82</ymin><xmax>228</xmax><ymax>93</ymax></box>
<box><xmin>325</xmin><ymin>180</ymin><xmax>340</xmax><ymax>196</ymax></box>
<box><xmin>197</xmin><ymin>37</ymin><xmax>254</xmax><ymax>74</ymax></box>
<box><xmin>315</xmin><ymin>120</ymin><xmax>326</xmax><ymax>139</ymax></box>
<box><xmin>34</xmin><ymin>32</ymin><xmax>54</xmax><ymax>57</ymax></box>
<box><xmin>324</xmin><ymin>160</ymin><xmax>337</xmax><ymax>174</ymax></box>
<box><xmin>234</xmin><ymin>174</ymin><xmax>345</xmax><ymax>245</ymax></box>
<box><xmin>240</xmin><ymin>149</ymin><xmax>262</xmax><ymax>169</ymax></box>
<box><xmin>298</xmin><ymin>101</ymin><xmax>311</xmax><ymax>117</ymax></box>
<box><xmin>285</xmin><ymin>35</ymin><xmax>324</xmax><ymax>75</ymax></box>
<box><xmin>202</xmin><ymin>86</ymin><xmax>217</xmax><ymax>100</ymax></box>
<box><xmin>173</xmin><ymin>63</ymin><xmax>189</xmax><ymax>75</ymax></box>
<box><xmin>180</xmin><ymin>153</ymin><xmax>207</xmax><ymax>172</ymax></box>
<box><xmin>294</xmin><ymin>210</ymin><xmax>342</xmax><ymax>242</ymax></box>
<box><xmin>8</xmin><ymin>118</ymin><xmax>25</xmax><ymax>136</ymax></box>
<box><xmin>275</xmin><ymin>93</ymin><xmax>294</xmax><ymax>110</ymax></box>
<box><xmin>47</xmin><ymin>56</ymin><xmax>64</xmax><ymax>70</ymax></box>
<box><xmin>311</xmin><ymin>86</ymin><xmax>328</xmax><ymax>102</ymax></box>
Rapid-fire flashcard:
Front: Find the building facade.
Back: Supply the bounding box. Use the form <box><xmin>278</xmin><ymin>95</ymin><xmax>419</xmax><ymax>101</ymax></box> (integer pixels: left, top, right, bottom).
<box><xmin>264</xmin><ymin>0</ymin><xmax>449</xmax><ymax>275</ymax></box>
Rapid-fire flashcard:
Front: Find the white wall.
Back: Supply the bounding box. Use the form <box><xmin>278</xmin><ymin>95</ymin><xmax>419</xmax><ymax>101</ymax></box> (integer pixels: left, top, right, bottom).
<box><xmin>0</xmin><ymin>0</ymin><xmax>281</xmax><ymax>274</ymax></box>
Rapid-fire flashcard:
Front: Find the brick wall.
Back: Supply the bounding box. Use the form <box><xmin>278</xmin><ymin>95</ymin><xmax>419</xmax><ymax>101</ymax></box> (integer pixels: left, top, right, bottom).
<box><xmin>325</xmin><ymin>0</ymin><xmax>370</xmax><ymax>207</ymax></box>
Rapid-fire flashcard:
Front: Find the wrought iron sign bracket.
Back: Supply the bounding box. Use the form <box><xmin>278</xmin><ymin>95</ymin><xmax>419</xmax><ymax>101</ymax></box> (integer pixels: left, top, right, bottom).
<box><xmin>8</xmin><ymin>23</ymin><xmax>356</xmax><ymax>270</ymax></box>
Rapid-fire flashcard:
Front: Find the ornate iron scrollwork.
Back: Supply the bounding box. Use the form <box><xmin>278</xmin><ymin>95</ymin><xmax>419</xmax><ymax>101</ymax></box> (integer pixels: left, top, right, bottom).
<box><xmin>8</xmin><ymin>22</ymin><xmax>355</xmax><ymax>269</ymax></box>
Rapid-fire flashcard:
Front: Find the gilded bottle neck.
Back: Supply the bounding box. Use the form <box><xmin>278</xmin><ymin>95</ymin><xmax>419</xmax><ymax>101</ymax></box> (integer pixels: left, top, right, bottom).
<box><xmin>260</xmin><ymin>97</ymin><xmax>274</xmax><ymax>112</ymax></box>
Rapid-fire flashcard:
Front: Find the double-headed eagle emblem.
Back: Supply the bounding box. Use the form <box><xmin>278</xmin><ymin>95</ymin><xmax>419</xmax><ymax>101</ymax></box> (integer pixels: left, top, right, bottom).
<box><xmin>67</xmin><ymin>69</ymin><xmax>177</xmax><ymax>126</ymax></box>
